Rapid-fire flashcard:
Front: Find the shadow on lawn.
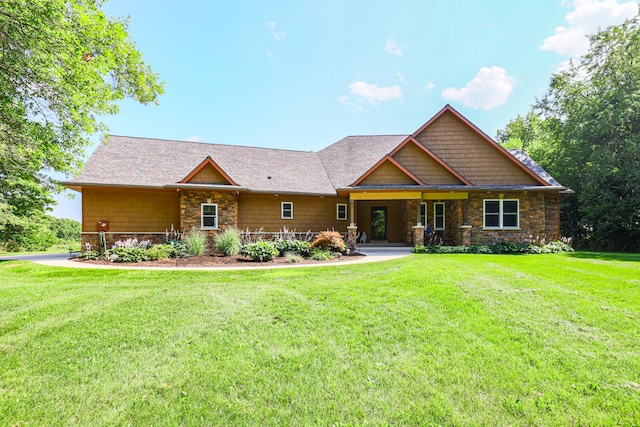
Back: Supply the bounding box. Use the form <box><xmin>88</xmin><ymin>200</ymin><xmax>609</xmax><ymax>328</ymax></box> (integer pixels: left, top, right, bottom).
<box><xmin>567</xmin><ymin>251</ymin><xmax>640</xmax><ymax>263</ymax></box>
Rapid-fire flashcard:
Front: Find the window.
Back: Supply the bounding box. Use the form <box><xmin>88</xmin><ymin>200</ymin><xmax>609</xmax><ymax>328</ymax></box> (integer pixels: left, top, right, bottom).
<box><xmin>201</xmin><ymin>203</ymin><xmax>218</xmax><ymax>229</ymax></box>
<box><xmin>419</xmin><ymin>202</ymin><xmax>426</xmax><ymax>226</ymax></box>
<box><xmin>281</xmin><ymin>202</ymin><xmax>293</xmax><ymax>219</ymax></box>
<box><xmin>483</xmin><ymin>199</ymin><xmax>519</xmax><ymax>229</ymax></box>
<box><xmin>434</xmin><ymin>202</ymin><xmax>445</xmax><ymax>230</ymax></box>
<box><xmin>337</xmin><ymin>203</ymin><xmax>347</xmax><ymax>220</ymax></box>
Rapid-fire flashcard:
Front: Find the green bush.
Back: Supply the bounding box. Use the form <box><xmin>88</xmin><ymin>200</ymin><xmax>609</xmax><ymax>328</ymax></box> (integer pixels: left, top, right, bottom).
<box><xmin>414</xmin><ymin>240</ymin><xmax>574</xmax><ymax>255</ymax></box>
<box><xmin>309</xmin><ymin>248</ymin><xmax>332</xmax><ymax>261</ymax></box>
<box><xmin>311</xmin><ymin>231</ymin><xmax>346</xmax><ymax>253</ymax></box>
<box><xmin>215</xmin><ymin>227</ymin><xmax>242</xmax><ymax>256</ymax></box>
<box><xmin>183</xmin><ymin>230</ymin><xmax>207</xmax><ymax>256</ymax></box>
<box><xmin>274</xmin><ymin>239</ymin><xmax>312</xmax><ymax>257</ymax></box>
<box><xmin>146</xmin><ymin>244</ymin><xmax>173</xmax><ymax>260</ymax></box>
<box><xmin>241</xmin><ymin>241</ymin><xmax>279</xmax><ymax>262</ymax></box>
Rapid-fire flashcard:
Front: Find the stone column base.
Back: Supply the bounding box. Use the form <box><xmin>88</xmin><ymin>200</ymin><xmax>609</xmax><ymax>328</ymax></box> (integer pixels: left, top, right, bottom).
<box><xmin>460</xmin><ymin>225</ymin><xmax>472</xmax><ymax>246</ymax></box>
<box><xmin>347</xmin><ymin>225</ymin><xmax>358</xmax><ymax>251</ymax></box>
<box><xmin>412</xmin><ymin>225</ymin><xmax>425</xmax><ymax>246</ymax></box>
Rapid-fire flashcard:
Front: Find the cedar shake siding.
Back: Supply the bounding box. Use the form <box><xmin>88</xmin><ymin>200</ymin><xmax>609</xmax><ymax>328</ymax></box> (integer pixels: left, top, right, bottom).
<box><xmin>81</xmin><ymin>187</ymin><xmax>179</xmax><ymax>247</ymax></box>
<box><xmin>414</xmin><ymin>110</ymin><xmax>540</xmax><ymax>185</ymax></box>
<box><xmin>237</xmin><ymin>194</ymin><xmax>349</xmax><ymax>232</ymax></box>
<box><xmin>359</xmin><ymin>161</ymin><xmax>420</xmax><ymax>186</ymax></box>
<box><xmin>392</xmin><ymin>142</ymin><xmax>463</xmax><ymax>185</ymax></box>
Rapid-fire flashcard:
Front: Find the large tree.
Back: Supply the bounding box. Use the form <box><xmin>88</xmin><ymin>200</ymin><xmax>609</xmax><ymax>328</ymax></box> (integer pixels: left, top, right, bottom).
<box><xmin>502</xmin><ymin>13</ymin><xmax>640</xmax><ymax>251</ymax></box>
<box><xmin>0</xmin><ymin>0</ymin><xmax>164</xmax><ymax>249</ymax></box>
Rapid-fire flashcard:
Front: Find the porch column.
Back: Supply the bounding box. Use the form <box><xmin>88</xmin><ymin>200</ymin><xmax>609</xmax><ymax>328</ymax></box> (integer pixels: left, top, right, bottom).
<box><xmin>412</xmin><ymin>225</ymin><xmax>425</xmax><ymax>247</ymax></box>
<box><xmin>347</xmin><ymin>224</ymin><xmax>358</xmax><ymax>252</ymax></box>
<box><xmin>349</xmin><ymin>199</ymin><xmax>355</xmax><ymax>225</ymax></box>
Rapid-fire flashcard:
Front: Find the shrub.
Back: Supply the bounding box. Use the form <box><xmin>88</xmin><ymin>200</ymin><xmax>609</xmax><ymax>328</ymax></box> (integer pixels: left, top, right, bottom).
<box><xmin>414</xmin><ymin>240</ymin><xmax>574</xmax><ymax>255</ymax></box>
<box><xmin>215</xmin><ymin>227</ymin><xmax>242</xmax><ymax>256</ymax></box>
<box><xmin>241</xmin><ymin>241</ymin><xmax>279</xmax><ymax>262</ymax></box>
<box><xmin>183</xmin><ymin>230</ymin><xmax>207</xmax><ymax>256</ymax></box>
<box><xmin>309</xmin><ymin>248</ymin><xmax>332</xmax><ymax>261</ymax></box>
<box><xmin>284</xmin><ymin>252</ymin><xmax>302</xmax><ymax>263</ymax></box>
<box><xmin>146</xmin><ymin>244</ymin><xmax>173</xmax><ymax>260</ymax></box>
<box><xmin>274</xmin><ymin>239</ymin><xmax>312</xmax><ymax>257</ymax></box>
<box><xmin>311</xmin><ymin>231</ymin><xmax>346</xmax><ymax>253</ymax></box>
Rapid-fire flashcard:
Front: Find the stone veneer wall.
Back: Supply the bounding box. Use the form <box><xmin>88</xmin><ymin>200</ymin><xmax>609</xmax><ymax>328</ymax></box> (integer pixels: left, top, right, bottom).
<box><xmin>402</xmin><ymin>200</ymin><xmax>420</xmax><ymax>244</ymax></box>
<box><xmin>180</xmin><ymin>190</ymin><xmax>238</xmax><ymax>249</ymax></box>
<box><xmin>465</xmin><ymin>191</ymin><xmax>559</xmax><ymax>245</ymax></box>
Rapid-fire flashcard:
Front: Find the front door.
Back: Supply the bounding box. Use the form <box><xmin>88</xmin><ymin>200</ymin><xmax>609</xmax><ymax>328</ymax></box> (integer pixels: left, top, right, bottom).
<box><xmin>371</xmin><ymin>207</ymin><xmax>387</xmax><ymax>241</ymax></box>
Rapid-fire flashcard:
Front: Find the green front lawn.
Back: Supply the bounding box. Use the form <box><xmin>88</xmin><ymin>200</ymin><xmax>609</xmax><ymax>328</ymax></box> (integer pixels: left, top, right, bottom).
<box><xmin>1</xmin><ymin>253</ymin><xmax>638</xmax><ymax>425</ymax></box>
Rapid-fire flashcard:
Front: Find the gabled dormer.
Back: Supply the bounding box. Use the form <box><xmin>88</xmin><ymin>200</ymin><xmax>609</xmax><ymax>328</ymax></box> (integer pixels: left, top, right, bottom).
<box><xmin>180</xmin><ymin>156</ymin><xmax>237</xmax><ymax>186</ymax></box>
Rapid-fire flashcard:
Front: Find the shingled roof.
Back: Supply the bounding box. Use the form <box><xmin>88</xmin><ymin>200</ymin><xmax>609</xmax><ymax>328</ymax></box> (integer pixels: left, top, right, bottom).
<box><xmin>68</xmin><ymin>136</ymin><xmax>336</xmax><ymax>194</ymax></box>
<box><xmin>67</xmin><ymin>106</ymin><xmax>566</xmax><ymax>194</ymax></box>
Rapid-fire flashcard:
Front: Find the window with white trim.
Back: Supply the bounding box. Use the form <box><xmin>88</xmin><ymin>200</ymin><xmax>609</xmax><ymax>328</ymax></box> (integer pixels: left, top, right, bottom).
<box><xmin>419</xmin><ymin>202</ymin><xmax>426</xmax><ymax>226</ymax></box>
<box><xmin>201</xmin><ymin>203</ymin><xmax>218</xmax><ymax>229</ymax></box>
<box><xmin>337</xmin><ymin>203</ymin><xmax>347</xmax><ymax>220</ymax></box>
<box><xmin>281</xmin><ymin>202</ymin><xmax>293</xmax><ymax>219</ymax></box>
<box><xmin>483</xmin><ymin>199</ymin><xmax>519</xmax><ymax>229</ymax></box>
<box><xmin>434</xmin><ymin>202</ymin><xmax>445</xmax><ymax>230</ymax></box>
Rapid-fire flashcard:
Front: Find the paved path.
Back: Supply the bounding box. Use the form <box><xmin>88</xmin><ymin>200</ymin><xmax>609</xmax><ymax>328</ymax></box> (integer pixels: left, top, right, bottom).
<box><xmin>0</xmin><ymin>249</ymin><xmax>413</xmax><ymax>271</ymax></box>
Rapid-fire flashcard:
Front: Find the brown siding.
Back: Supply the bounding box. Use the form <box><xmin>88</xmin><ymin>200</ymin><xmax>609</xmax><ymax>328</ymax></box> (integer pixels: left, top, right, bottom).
<box><xmin>414</xmin><ymin>111</ymin><xmax>539</xmax><ymax>185</ymax></box>
<box><xmin>82</xmin><ymin>187</ymin><xmax>180</xmax><ymax>233</ymax></box>
<box><xmin>188</xmin><ymin>164</ymin><xmax>230</xmax><ymax>184</ymax></box>
<box><xmin>355</xmin><ymin>200</ymin><xmax>405</xmax><ymax>243</ymax></box>
<box><xmin>359</xmin><ymin>161</ymin><xmax>417</xmax><ymax>185</ymax></box>
<box><xmin>392</xmin><ymin>142</ymin><xmax>462</xmax><ymax>185</ymax></box>
<box><xmin>238</xmin><ymin>194</ymin><xmax>350</xmax><ymax>232</ymax></box>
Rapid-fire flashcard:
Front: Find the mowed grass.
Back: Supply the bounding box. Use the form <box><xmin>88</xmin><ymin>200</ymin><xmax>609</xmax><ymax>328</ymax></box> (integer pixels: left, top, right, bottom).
<box><xmin>0</xmin><ymin>253</ymin><xmax>639</xmax><ymax>426</ymax></box>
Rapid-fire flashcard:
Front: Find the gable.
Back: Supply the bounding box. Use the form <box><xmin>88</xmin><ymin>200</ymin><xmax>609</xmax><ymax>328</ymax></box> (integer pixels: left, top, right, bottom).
<box><xmin>391</xmin><ymin>139</ymin><xmax>466</xmax><ymax>185</ymax></box>
<box><xmin>180</xmin><ymin>156</ymin><xmax>236</xmax><ymax>185</ymax></box>
<box><xmin>355</xmin><ymin>158</ymin><xmax>422</xmax><ymax>186</ymax></box>
<box><xmin>413</xmin><ymin>109</ymin><xmax>542</xmax><ymax>186</ymax></box>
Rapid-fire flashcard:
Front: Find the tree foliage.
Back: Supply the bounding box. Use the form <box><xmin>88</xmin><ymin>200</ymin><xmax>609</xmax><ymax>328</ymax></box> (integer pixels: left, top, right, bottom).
<box><xmin>0</xmin><ymin>0</ymin><xmax>164</xmax><ymax>249</ymax></box>
<box><xmin>501</xmin><ymin>12</ymin><xmax>640</xmax><ymax>251</ymax></box>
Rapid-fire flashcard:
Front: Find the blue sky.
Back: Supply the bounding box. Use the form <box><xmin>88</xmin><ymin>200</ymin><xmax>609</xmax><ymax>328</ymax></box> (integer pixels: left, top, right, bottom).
<box><xmin>52</xmin><ymin>0</ymin><xmax>639</xmax><ymax>220</ymax></box>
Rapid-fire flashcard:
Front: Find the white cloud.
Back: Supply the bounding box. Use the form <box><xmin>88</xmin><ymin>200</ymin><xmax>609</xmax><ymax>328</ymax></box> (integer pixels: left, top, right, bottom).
<box><xmin>184</xmin><ymin>135</ymin><xmax>206</xmax><ymax>143</ymax></box>
<box><xmin>266</xmin><ymin>21</ymin><xmax>286</xmax><ymax>41</ymax></box>
<box><xmin>541</xmin><ymin>0</ymin><xmax>637</xmax><ymax>57</ymax></box>
<box><xmin>441</xmin><ymin>66</ymin><xmax>516</xmax><ymax>111</ymax></box>
<box><xmin>426</xmin><ymin>81</ymin><xmax>436</xmax><ymax>91</ymax></box>
<box><xmin>266</xmin><ymin>50</ymin><xmax>274</xmax><ymax>59</ymax></box>
<box><xmin>348</xmin><ymin>81</ymin><xmax>403</xmax><ymax>105</ymax></box>
<box><xmin>397</xmin><ymin>72</ymin><xmax>405</xmax><ymax>82</ymax></box>
<box><xmin>384</xmin><ymin>38</ymin><xmax>403</xmax><ymax>56</ymax></box>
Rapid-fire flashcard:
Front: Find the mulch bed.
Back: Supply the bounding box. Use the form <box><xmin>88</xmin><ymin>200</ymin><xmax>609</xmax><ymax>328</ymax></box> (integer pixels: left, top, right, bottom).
<box><xmin>73</xmin><ymin>253</ymin><xmax>366</xmax><ymax>268</ymax></box>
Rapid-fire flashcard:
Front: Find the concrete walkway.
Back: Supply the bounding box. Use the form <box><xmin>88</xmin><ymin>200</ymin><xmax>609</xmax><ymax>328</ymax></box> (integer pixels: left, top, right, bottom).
<box><xmin>2</xmin><ymin>248</ymin><xmax>413</xmax><ymax>271</ymax></box>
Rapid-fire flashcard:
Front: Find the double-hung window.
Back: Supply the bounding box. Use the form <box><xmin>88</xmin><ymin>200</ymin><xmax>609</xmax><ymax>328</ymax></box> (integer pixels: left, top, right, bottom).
<box><xmin>483</xmin><ymin>199</ymin><xmax>519</xmax><ymax>229</ymax></box>
<box><xmin>336</xmin><ymin>203</ymin><xmax>347</xmax><ymax>220</ymax></box>
<box><xmin>433</xmin><ymin>202</ymin><xmax>445</xmax><ymax>230</ymax></box>
<box><xmin>281</xmin><ymin>202</ymin><xmax>293</xmax><ymax>219</ymax></box>
<box><xmin>419</xmin><ymin>202</ymin><xmax>427</xmax><ymax>226</ymax></box>
<box><xmin>201</xmin><ymin>203</ymin><xmax>218</xmax><ymax>229</ymax></box>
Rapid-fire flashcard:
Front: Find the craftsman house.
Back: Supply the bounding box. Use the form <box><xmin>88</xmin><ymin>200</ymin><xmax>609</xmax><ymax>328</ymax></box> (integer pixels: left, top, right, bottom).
<box><xmin>65</xmin><ymin>105</ymin><xmax>570</xmax><ymax>249</ymax></box>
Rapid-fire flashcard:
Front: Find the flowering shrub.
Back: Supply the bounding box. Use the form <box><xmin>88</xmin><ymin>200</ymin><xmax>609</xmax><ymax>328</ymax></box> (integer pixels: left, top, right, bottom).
<box><xmin>311</xmin><ymin>231</ymin><xmax>346</xmax><ymax>253</ymax></box>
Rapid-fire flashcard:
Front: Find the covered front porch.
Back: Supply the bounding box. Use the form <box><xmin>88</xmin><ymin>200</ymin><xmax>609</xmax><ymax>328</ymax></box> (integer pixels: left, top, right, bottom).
<box><xmin>343</xmin><ymin>190</ymin><xmax>472</xmax><ymax>250</ymax></box>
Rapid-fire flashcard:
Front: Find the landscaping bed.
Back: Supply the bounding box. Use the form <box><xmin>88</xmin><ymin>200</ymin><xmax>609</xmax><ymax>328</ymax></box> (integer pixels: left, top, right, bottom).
<box><xmin>73</xmin><ymin>252</ymin><xmax>365</xmax><ymax>267</ymax></box>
